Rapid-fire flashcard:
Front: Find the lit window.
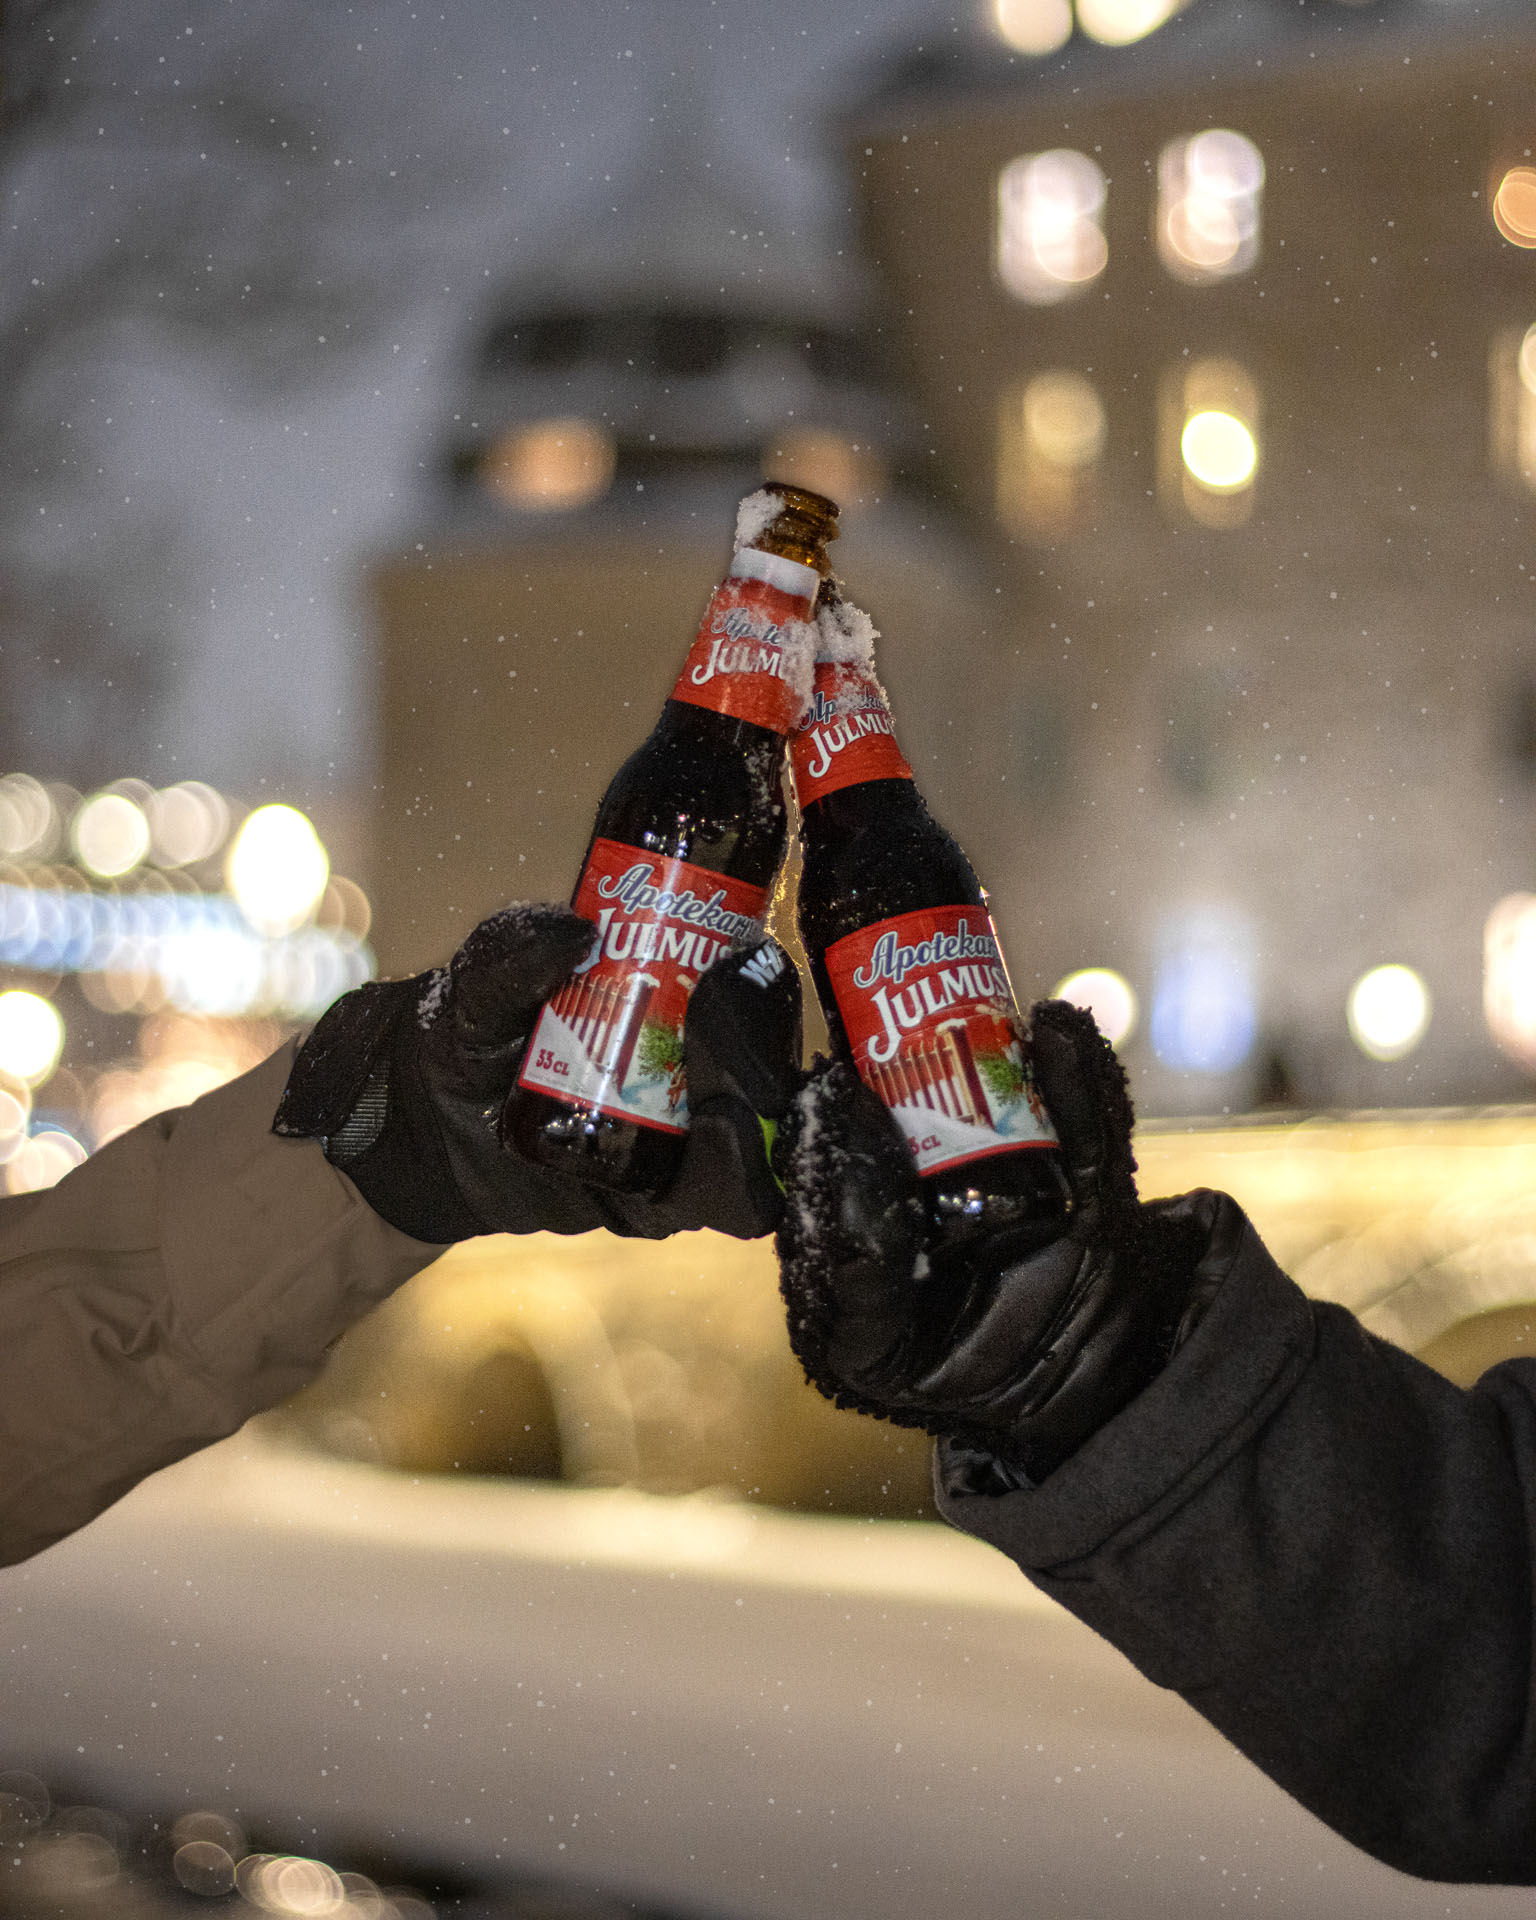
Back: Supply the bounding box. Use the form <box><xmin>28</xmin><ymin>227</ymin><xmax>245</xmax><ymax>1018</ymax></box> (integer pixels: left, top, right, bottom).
<box><xmin>1158</xmin><ymin>130</ymin><xmax>1264</xmax><ymax>284</ymax></box>
<box><xmin>1488</xmin><ymin>325</ymin><xmax>1536</xmax><ymax>494</ymax></box>
<box><xmin>1159</xmin><ymin>358</ymin><xmax>1259</xmax><ymax>527</ymax></box>
<box><xmin>482</xmin><ymin>417</ymin><xmax>615</xmax><ymax>512</ymax></box>
<box><xmin>996</xmin><ymin>371</ymin><xmax>1106</xmax><ymax>538</ymax></box>
<box><xmin>763</xmin><ymin>431</ymin><xmax>884</xmax><ymax>511</ymax></box>
<box><xmin>1485</xmin><ymin>896</ymin><xmax>1536</xmax><ymax>1071</ymax></box>
<box><xmin>1076</xmin><ymin>0</ymin><xmax>1185</xmax><ymax>44</ymax></box>
<box><xmin>1493</xmin><ymin>167</ymin><xmax>1536</xmax><ymax>249</ymax></box>
<box><xmin>996</xmin><ymin>151</ymin><xmax>1107</xmax><ymax>304</ymax></box>
<box><xmin>994</xmin><ymin>0</ymin><xmax>1072</xmax><ymax>54</ymax></box>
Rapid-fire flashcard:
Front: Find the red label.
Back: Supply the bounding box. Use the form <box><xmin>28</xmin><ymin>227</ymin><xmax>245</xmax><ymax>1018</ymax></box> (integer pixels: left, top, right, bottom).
<box><xmin>824</xmin><ymin>905</ymin><xmax>1058</xmax><ymax>1176</ymax></box>
<box><xmin>517</xmin><ymin>837</ymin><xmax>768</xmax><ymax>1134</ymax></box>
<box><xmin>791</xmin><ymin>661</ymin><xmax>914</xmax><ymax>805</ymax></box>
<box><xmin>667</xmin><ymin>557</ymin><xmax>817</xmax><ymax>734</ymax></box>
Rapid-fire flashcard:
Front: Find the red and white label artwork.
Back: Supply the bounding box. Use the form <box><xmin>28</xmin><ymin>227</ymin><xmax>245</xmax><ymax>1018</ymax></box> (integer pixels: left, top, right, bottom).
<box><xmin>667</xmin><ymin>552</ymin><xmax>817</xmax><ymax>735</ymax></box>
<box><xmin>517</xmin><ymin>837</ymin><xmax>767</xmax><ymax>1134</ymax></box>
<box><xmin>824</xmin><ymin>905</ymin><xmax>1059</xmax><ymax>1176</ymax></box>
<box><xmin>791</xmin><ymin>660</ymin><xmax>914</xmax><ymax>806</ymax></box>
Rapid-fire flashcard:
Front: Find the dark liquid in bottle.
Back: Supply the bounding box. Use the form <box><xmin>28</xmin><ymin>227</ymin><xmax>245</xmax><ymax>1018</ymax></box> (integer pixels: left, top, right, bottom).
<box><xmin>506</xmin><ymin>702</ymin><xmax>788</xmax><ymax>1194</ymax></box>
<box><xmin>798</xmin><ymin>777</ymin><xmax>1071</xmax><ymax>1268</ymax></box>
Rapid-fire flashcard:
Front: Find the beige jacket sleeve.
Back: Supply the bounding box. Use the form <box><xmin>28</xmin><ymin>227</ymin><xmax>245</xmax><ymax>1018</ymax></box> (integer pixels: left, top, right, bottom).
<box><xmin>0</xmin><ymin>1044</ymin><xmax>447</xmax><ymax>1567</ymax></box>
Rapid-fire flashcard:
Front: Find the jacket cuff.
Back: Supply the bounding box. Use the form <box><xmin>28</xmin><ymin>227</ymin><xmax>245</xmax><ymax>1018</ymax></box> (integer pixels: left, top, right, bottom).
<box><xmin>935</xmin><ymin>1197</ymin><xmax>1315</xmax><ymax>1568</ymax></box>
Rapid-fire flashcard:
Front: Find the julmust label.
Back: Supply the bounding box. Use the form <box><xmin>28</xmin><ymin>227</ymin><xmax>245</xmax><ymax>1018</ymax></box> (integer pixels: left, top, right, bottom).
<box><xmin>516</xmin><ymin>837</ymin><xmax>768</xmax><ymax>1135</ymax></box>
<box><xmin>791</xmin><ymin>660</ymin><xmax>914</xmax><ymax>806</ymax></box>
<box><xmin>824</xmin><ymin>905</ymin><xmax>1059</xmax><ymax>1177</ymax></box>
<box><xmin>666</xmin><ymin>547</ymin><xmax>819</xmax><ymax>734</ymax></box>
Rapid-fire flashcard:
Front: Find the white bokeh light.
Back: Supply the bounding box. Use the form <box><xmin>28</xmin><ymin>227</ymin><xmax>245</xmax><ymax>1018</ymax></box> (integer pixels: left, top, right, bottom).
<box><xmin>1076</xmin><ymin>0</ymin><xmax>1183</xmax><ymax>44</ymax></box>
<box><xmin>72</xmin><ymin>791</ymin><xmax>152</xmax><ymax>878</ymax></box>
<box><xmin>226</xmin><ymin>805</ymin><xmax>330</xmax><ymax>936</ymax></box>
<box><xmin>1052</xmin><ymin>967</ymin><xmax>1138</xmax><ymax>1046</ymax></box>
<box><xmin>1181</xmin><ymin>409</ymin><xmax>1258</xmax><ymax>490</ymax></box>
<box><xmin>0</xmin><ymin>990</ymin><xmax>64</xmax><ymax>1085</ymax></box>
<box><xmin>5</xmin><ymin>1128</ymin><xmax>88</xmax><ymax>1195</ymax></box>
<box><xmin>150</xmin><ymin>781</ymin><xmax>230</xmax><ymax>867</ymax></box>
<box><xmin>997</xmin><ymin>150</ymin><xmax>1108</xmax><ymax>303</ymax></box>
<box><xmin>1158</xmin><ymin>129</ymin><xmax>1264</xmax><ymax>283</ymax></box>
<box><xmin>239</xmin><ymin>1853</ymin><xmax>346</xmax><ymax>1917</ymax></box>
<box><xmin>1348</xmin><ymin>964</ymin><xmax>1431</xmax><ymax>1062</ymax></box>
<box><xmin>994</xmin><ymin>0</ymin><xmax>1072</xmax><ymax>53</ymax></box>
<box><xmin>0</xmin><ymin>1083</ymin><xmax>30</xmax><ymax>1164</ymax></box>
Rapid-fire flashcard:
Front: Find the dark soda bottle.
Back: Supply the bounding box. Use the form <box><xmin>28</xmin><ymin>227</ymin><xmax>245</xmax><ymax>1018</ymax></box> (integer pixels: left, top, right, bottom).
<box><xmin>790</xmin><ymin>588</ymin><xmax>1071</xmax><ymax>1265</ymax></box>
<box><xmin>506</xmin><ymin>483</ymin><xmax>839</xmax><ymax>1194</ymax></box>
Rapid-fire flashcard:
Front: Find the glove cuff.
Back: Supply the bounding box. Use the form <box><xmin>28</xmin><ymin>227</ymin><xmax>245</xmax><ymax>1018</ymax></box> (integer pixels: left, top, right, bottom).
<box><xmin>273</xmin><ymin>973</ymin><xmax>480</xmax><ymax>1245</ymax></box>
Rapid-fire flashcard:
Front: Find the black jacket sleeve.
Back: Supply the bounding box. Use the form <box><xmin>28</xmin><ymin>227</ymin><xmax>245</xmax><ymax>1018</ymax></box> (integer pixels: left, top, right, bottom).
<box><xmin>935</xmin><ymin>1197</ymin><xmax>1536</xmax><ymax>1886</ymax></box>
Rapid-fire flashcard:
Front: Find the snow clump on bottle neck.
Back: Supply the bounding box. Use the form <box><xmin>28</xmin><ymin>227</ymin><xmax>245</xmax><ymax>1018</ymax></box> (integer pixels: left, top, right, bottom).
<box><xmin>731</xmin><ymin>489</ymin><xmax>834</xmax><ymax>723</ymax></box>
<box><xmin>734</xmin><ymin>488</ymin><xmax>783</xmax><ymax>550</ymax></box>
<box><xmin>781</xmin><ymin>616</ymin><xmax>817</xmax><ymax>726</ymax></box>
<box><xmin>815</xmin><ymin>593</ymin><xmax>878</xmax><ymax>669</ymax></box>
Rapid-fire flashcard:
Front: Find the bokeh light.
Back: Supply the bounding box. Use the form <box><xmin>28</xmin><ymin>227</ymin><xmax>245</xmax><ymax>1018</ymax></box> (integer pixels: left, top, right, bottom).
<box><xmin>994</xmin><ymin>0</ymin><xmax>1072</xmax><ymax>54</ymax></box>
<box><xmin>173</xmin><ymin>1840</ymin><xmax>237</xmax><ymax>1897</ymax></box>
<box><xmin>0</xmin><ymin>1080</ymin><xmax>30</xmax><ymax>1164</ymax></box>
<box><xmin>762</xmin><ymin>431</ymin><xmax>884</xmax><ymax>510</ymax></box>
<box><xmin>1052</xmin><ymin>967</ymin><xmax>1138</xmax><ymax>1046</ymax></box>
<box><xmin>1493</xmin><ymin>166</ymin><xmax>1536</xmax><ymax>248</ymax></box>
<box><xmin>1023</xmin><ymin>371</ymin><xmax>1107</xmax><ymax>469</ymax></box>
<box><xmin>1077</xmin><ymin>0</ymin><xmax>1183</xmax><ymax>45</ymax></box>
<box><xmin>1150</xmin><ymin>916</ymin><xmax>1255</xmax><ymax>1073</ymax></box>
<box><xmin>6</xmin><ymin>1129</ymin><xmax>88</xmax><ymax>1196</ymax></box>
<box><xmin>482</xmin><ymin>417</ymin><xmax>615</xmax><ymax>511</ymax></box>
<box><xmin>0</xmin><ymin>774</ymin><xmax>55</xmax><ymax>859</ymax></box>
<box><xmin>227</xmin><ymin>805</ymin><xmax>330</xmax><ymax>936</ymax></box>
<box><xmin>1484</xmin><ymin>894</ymin><xmax>1536</xmax><ymax>1070</ymax></box>
<box><xmin>1348</xmin><ymin>964</ymin><xmax>1431</xmax><ymax>1062</ymax></box>
<box><xmin>150</xmin><ymin>781</ymin><xmax>230</xmax><ymax>867</ymax></box>
<box><xmin>238</xmin><ymin>1852</ymin><xmax>347</xmax><ymax>1917</ymax></box>
<box><xmin>1181</xmin><ymin>409</ymin><xmax>1258</xmax><ymax>490</ymax></box>
<box><xmin>1159</xmin><ymin>129</ymin><xmax>1264</xmax><ymax>282</ymax></box>
<box><xmin>72</xmin><ymin>791</ymin><xmax>151</xmax><ymax>878</ymax></box>
<box><xmin>0</xmin><ymin>990</ymin><xmax>63</xmax><ymax>1085</ymax></box>
<box><xmin>997</xmin><ymin>149</ymin><xmax>1108</xmax><ymax>302</ymax></box>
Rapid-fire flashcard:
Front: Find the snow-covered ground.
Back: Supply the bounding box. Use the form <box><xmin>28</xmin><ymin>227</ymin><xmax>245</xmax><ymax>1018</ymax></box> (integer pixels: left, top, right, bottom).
<box><xmin>0</xmin><ymin>1429</ymin><xmax>1527</xmax><ymax>1920</ymax></box>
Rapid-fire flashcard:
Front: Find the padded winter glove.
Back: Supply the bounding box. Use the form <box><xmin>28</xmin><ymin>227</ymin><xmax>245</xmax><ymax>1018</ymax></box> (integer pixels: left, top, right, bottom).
<box><xmin>273</xmin><ymin>903</ymin><xmax>802</xmax><ymax>1244</ymax></box>
<box><xmin>775</xmin><ymin>997</ymin><xmax>1220</xmax><ymax>1485</ymax></box>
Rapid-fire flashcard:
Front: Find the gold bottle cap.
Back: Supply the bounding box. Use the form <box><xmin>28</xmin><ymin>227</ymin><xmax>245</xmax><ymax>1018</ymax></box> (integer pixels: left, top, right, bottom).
<box><xmin>751</xmin><ymin>481</ymin><xmax>840</xmax><ymax>573</ymax></box>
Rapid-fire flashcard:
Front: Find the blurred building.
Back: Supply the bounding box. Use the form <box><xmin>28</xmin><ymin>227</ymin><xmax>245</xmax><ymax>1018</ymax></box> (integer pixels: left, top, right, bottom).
<box><xmin>845</xmin><ymin>0</ymin><xmax>1536</xmax><ymax>1112</ymax></box>
<box><xmin>367</xmin><ymin>125</ymin><xmax>1010</xmax><ymax>982</ymax></box>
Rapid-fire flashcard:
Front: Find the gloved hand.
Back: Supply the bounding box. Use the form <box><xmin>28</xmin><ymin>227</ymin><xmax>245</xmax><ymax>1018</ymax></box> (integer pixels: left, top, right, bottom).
<box><xmin>774</xmin><ymin>996</ymin><xmax>1221</xmax><ymax>1485</ymax></box>
<box><xmin>273</xmin><ymin>903</ymin><xmax>801</xmax><ymax>1244</ymax></box>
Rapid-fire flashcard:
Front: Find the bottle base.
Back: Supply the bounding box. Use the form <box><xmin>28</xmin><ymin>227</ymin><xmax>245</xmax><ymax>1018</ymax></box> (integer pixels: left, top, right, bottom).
<box><xmin>922</xmin><ymin>1147</ymin><xmax>1073</xmax><ymax>1273</ymax></box>
<box><xmin>504</xmin><ymin>1087</ymin><xmax>686</xmax><ymax>1199</ymax></box>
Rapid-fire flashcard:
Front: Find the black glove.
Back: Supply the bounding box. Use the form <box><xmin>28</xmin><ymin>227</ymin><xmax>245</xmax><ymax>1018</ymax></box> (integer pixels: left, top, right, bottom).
<box><xmin>774</xmin><ymin>997</ymin><xmax>1220</xmax><ymax>1485</ymax></box>
<box><xmin>273</xmin><ymin>903</ymin><xmax>801</xmax><ymax>1244</ymax></box>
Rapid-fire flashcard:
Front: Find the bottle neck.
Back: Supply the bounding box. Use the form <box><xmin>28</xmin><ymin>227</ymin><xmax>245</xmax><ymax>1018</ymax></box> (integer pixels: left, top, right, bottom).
<box><xmin>790</xmin><ymin>657</ymin><xmax>915</xmax><ymax>809</ymax></box>
<box><xmin>665</xmin><ymin>545</ymin><xmax>820</xmax><ymax>739</ymax></box>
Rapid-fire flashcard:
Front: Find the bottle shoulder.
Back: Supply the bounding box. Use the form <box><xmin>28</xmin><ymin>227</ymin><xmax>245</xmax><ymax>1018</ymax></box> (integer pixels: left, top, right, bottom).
<box><xmin>592</xmin><ymin>701</ymin><xmax>787</xmax><ymax>886</ymax></box>
<box><xmin>798</xmin><ymin>781</ymin><xmax>983</xmax><ymax>938</ymax></box>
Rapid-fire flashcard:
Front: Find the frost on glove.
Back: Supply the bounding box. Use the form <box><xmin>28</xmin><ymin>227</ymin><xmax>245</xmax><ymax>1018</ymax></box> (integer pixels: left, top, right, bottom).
<box><xmin>774</xmin><ymin>999</ymin><xmax>1215</xmax><ymax>1485</ymax></box>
